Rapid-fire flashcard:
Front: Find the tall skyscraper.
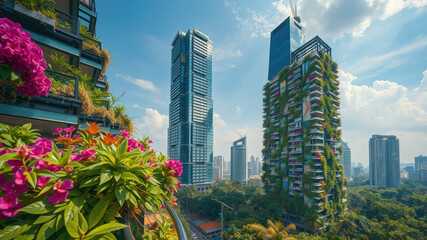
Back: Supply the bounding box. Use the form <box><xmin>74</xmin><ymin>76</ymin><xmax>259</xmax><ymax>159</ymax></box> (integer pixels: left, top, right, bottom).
<box><xmin>231</xmin><ymin>136</ymin><xmax>247</xmax><ymax>184</ymax></box>
<box><xmin>262</xmin><ymin>24</ymin><xmax>344</xmax><ymax>227</ymax></box>
<box><xmin>340</xmin><ymin>142</ymin><xmax>352</xmax><ymax>180</ymax></box>
<box><xmin>168</xmin><ymin>29</ymin><xmax>213</xmax><ymax>190</ymax></box>
<box><xmin>268</xmin><ymin>17</ymin><xmax>305</xmax><ymax>80</ymax></box>
<box><xmin>213</xmin><ymin>156</ymin><xmax>224</xmax><ymax>181</ymax></box>
<box><xmin>415</xmin><ymin>155</ymin><xmax>427</xmax><ymax>171</ymax></box>
<box><xmin>369</xmin><ymin>135</ymin><xmax>400</xmax><ymax>187</ymax></box>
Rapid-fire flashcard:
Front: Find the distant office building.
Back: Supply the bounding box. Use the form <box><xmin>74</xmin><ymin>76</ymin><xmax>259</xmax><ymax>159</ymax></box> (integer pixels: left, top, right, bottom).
<box><xmin>231</xmin><ymin>136</ymin><xmax>247</xmax><ymax>184</ymax></box>
<box><xmin>168</xmin><ymin>29</ymin><xmax>213</xmax><ymax>191</ymax></box>
<box><xmin>213</xmin><ymin>156</ymin><xmax>224</xmax><ymax>181</ymax></box>
<box><xmin>268</xmin><ymin>17</ymin><xmax>305</xmax><ymax>80</ymax></box>
<box><xmin>415</xmin><ymin>155</ymin><xmax>427</xmax><ymax>171</ymax></box>
<box><xmin>340</xmin><ymin>142</ymin><xmax>352</xmax><ymax>180</ymax></box>
<box><xmin>353</xmin><ymin>166</ymin><xmax>364</xmax><ymax>177</ymax></box>
<box><xmin>369</xmin><ymin>135</ymin><xmax>400</xmax><ymax>187</ymax></box>
<box><xmin>256</xmin><ymin>157</ymin><xmax>261</xmax><ymax>175</ymax></box>
<box><xmin>420</xmin><ymin>160</ymin><xmax>427</xmax><ymax>181</ymax></box>
<box><xmin>248</xmin><ymin>155</ymin><xmax>260</xmax><ymax>177</ymax></box>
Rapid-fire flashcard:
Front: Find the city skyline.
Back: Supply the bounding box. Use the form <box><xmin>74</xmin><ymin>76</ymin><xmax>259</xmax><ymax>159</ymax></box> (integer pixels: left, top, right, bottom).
<box><xmin>95</xmin><ymin>1</ymin><xmax>427</xmax><ymax>166</ymax></box>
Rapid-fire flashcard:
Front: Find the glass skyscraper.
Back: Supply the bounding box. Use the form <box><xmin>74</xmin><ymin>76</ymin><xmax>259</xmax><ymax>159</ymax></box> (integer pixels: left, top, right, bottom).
<box><xmin>168</xmin><ymin>29</ymin><xmax>213</xmax><ymax>189</ymax></box>
<box><xmin>268</xmin><ymin>17</ymin><xmax>305</xmax><ymax>80</ymax></box>
<box><xmin>341</xmin><ymin>142</ymin><xmax>352</xmax><ymax>180</ymax></box>
<box><xmin>231</xmin><ymin>136</ymin><xmax>247</xmax><ymax>184</ymax></box>
<box><xmin>369</xmin><ymin>135</ymin><xmax>400</xmax><ymax>187</ymax></box>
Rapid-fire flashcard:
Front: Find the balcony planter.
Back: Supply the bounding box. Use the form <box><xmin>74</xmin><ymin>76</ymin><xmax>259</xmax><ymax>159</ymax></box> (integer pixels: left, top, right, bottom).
<box><xmin>13</xmin><ymin>3</ymin><xmax>55</xmax><ymax>27</ymax></box>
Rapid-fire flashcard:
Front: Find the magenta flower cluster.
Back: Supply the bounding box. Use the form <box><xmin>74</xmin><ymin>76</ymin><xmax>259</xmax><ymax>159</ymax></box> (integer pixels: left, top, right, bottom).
<box><xmin>0</xmin><ymin>17</ymin><xmax>51</xmax><ymax>97</ymax></box>
<box><xmin>165</xmin><ymin>159</ymin><xmax>183</xmax><ymax>178</ymax></box>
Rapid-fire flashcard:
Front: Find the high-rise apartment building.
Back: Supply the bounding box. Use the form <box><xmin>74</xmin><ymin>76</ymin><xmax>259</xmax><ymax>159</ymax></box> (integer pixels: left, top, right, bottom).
<box><xmin>414</xmin><ymin>155</ymin><xmax>427</xmax><ymax>180</ymax></box>
<box><xmin>262</xmin><ymin>25</ymin><xmax>345</xmax><ymax>227</ymax></box>
<box><xmin>168</xmin><ymin>29</ymin><xmax>213</xmax><ymax>190</ymax></box>
<box><xmin>369</xmin><ymin>135</ymin><xmax>400</xmax><ymax>187</ymax></box>
<box><xmin>213</xmin><ymin>156</ymin><xmax>224</xmax><ymax>181</ymax></box>
<box><xmin>231</xmin><ymin>136</ymin><xmax>247</xmax><ymax>184</ymax></box>
<box><xmin>415</xmin><ymin>155</ymin><xmax>427</xmax><ymax>171</ymax></box>
<box><xmin>340</xmin><ymin>142</ymin><xmax>352</xmax><ymax>180</ymax></box>
<box><xmin>268</xmin><ymin>17</ymin><xmax>305</xmax><ymax>80</ymax></box>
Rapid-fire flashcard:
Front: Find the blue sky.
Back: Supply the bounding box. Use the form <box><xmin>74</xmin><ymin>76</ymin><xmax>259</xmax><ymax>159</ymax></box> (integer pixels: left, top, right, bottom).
<box><xmin>96</xmin><ymin>0</ymin><xmax>427</xmax><ymax>167</ymax></box>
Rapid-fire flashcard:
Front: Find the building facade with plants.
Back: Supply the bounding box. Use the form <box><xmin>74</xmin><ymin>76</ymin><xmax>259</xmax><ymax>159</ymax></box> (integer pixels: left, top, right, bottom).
<box><xmin>262</xmin><ymin>36</ymin><xmax>347</xmax><ymax>231</ymax></box>
<box><xmin>0</xmin><ymin>0</ymin><xmax>132</xmax><ymax>136</ymax></box>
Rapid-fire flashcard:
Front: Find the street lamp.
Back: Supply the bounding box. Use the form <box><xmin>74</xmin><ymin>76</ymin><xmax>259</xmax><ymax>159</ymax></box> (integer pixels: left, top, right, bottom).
<box><xmin>211</xmin><ymin>198</ymin><xmax>233</xmax><ymax>240</ymax></box>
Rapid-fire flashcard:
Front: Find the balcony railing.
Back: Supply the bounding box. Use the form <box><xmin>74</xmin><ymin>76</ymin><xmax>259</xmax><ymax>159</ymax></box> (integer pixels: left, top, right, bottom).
<box><xmin>55</xmin><ymin>8</ymin><xmax>79</xmax><ymax>35</ymax></box>
<box><xmin>81</xmin><ymin>34</ymin><xmax>102</xmax><ymax>50</ymax></box>
<box><xmin>46</xmin><ymin>69</ymin><xmax>79</xmax><ymax>99</ymax></box>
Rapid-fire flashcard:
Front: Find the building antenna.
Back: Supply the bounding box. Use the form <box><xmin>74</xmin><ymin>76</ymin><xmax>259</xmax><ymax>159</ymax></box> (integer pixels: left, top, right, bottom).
<box><xmin>289</xmin><ymin>0</ymin><xmax>301</xmax><ymax>23</ymax></box>
<box><xmin>235</xmin><ymin>130</ymin><xmax>243</xmax><ymax>138</ymax></box>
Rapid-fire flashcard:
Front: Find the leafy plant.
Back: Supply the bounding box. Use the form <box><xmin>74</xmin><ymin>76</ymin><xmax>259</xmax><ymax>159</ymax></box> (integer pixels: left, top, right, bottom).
<box><xmin>0</xmin><ymin>123</ymin><xmax>182</xmax><ymax>239</ymax></box>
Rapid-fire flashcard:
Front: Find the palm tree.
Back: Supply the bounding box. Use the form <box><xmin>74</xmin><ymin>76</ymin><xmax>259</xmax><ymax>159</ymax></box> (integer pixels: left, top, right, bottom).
<box><xmin>302</xmin><ymin>210</ymin><xmax>322</xmax><ymax>232</ymax></box>
<box><xmin>335</xmin><ymin>212</ymin><xmax>357</xmax><ymax>236</ymax></box>
<box><xmin>250</xmin><ymin>219</ymin><xmax>296</xmax><ymax>240</ymax></box>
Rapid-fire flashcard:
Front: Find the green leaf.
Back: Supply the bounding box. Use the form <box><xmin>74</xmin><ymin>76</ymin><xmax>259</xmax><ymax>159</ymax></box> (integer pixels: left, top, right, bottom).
<box><xmin>19</xmin><ymin>201</ymin><xmax>55</xmax><ymax>215</ymax></box>
<box><xmin>65</xmin><ymin>214</ymin><xmax>80</xmax><ymax>238</ymax></box>
<box><xmin>121</xmin><ymin>171</ymin><xmax>140</xmax><ymax>182</ymax></box>
<box><xmin>63</xmin><ymin>200</ymin><xmax>75</xmax><ymax>225</ymax></box>
<box><xmin>115</xmin><ymin>138</ymin><xmax>128</xmax><ymax>159</ymax></box>
<box><xmin>113</xmin><ymin>171</ymin><xmax>122</xmax><ymax>182</ymax></box>
<box><xmin>85</xmin><ymin>222</ymin><xmax>127</xmax><ymax>239</ymax></box>
<box><xmin>10</xmin><ymin>71</ymin><xmax>20</xmax><ymax>81</ymax></box>
<box><xmin>60</xmin><ymin>149</ymin><xmax>74</xmax><ymax>166</ymax></box>
<box><xmin>0</xmin><ymin>153</ymin><xmax>17</xmax><ymax>162</ymax></box>
<box><xmin>80</xmin><ymin>176</ymin><xmax>100</xmax><ymax>188</ymax></box>
<box><xmin>78</xmin><ymin>212</ymin><xmax>88</xmax><ymax>234</ymax></box>
<box><xmin>88</xmin><ymin>198</ymin><xmax>109</xmax><ymax>229</ymax></box>
<box><xmin>0</xmin><ymin>64</ymin><xmax>12</xmax><ymax>80</ymax></box>
<box><xmin>96</xmin><ymin>181</ymin><xmax>111</xmax><ymax>195</ymax></box>
<box><xmin>0</xmin><ymin>221</ymin><xmax>31</xmax><ymax>240</ymax></box>
<box><xmin>36</xmin><ymin>218</ymin><xmax>55</xmax><ymax>240</ymax></box>
<box><xmin>24</xmin><ymin>170</ymin><xmax>38</xmax><ymax>189</ymax></box>
<box><xmin>34</xmin><ymin>214</ymin><xmax>56</xmax><ymax>225</ymax></box>
<box><xmin>100</xmin><ymin>170</ymin><xmax>113</xmax><ymax>185</ymax></box>
<box><xmin>115</xmin><ymin>186</ymin><xmax>126</xmax><ymax>206</ymax></box>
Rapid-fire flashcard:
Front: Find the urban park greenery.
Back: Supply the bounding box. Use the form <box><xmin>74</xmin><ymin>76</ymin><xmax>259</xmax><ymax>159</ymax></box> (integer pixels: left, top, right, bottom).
<box><xmin>178</xmin><ymin>180</ymin><xmax>427</xmax><ymax>240</ymax></box>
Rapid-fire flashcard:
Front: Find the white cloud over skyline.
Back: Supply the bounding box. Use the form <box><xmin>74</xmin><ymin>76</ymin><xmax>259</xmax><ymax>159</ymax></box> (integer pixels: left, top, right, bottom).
<box><xmin>116</xmin><ymin>74</ymin><xmax>158</xmax><ymax>92</ymax></box>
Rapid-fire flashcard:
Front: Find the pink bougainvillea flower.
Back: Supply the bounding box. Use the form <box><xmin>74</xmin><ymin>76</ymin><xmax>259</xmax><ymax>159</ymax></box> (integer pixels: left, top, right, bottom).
<box><xmin>34</xmin><ymin>160</ymin><xmax>61</xmax><ymax>172</ymax></box>
<box><xmin>145</xmin><ymin>175</ymin><xmax>151</xmax><ymax>179</ymax></box>
<box><xmin>152</xmin><ymin>222</ymin><xmax>159</xmax><ymax>229</ymax></box>
<box><xmin>64</xmin><ymin>127</ymin><xmax>75</xmax><ymax>133</ymax></box>
<box><xmin>2</xmin><ymin>180</ymin><xmax>28</xmax><ymax>195</ymax></box>
<box><xmin>0</xmin><ymin>18</ymin><xmax>51</xmax><ymax>97</ymax></box>
<box><xmin>29</xmin><ymin>138</ymin><xmax>52</xmax><ymax>159</ymax></box>
<box><xmin>52</xmin><ymin>179</ymin><xmax>73</xmax><ymax>191</ymax></box>
<box><xmin>120</xmin><ymin>129</ymin><xmax>130</xmax><ymax>138</ymax></box>
<box><xmin>36</xmin><ymin>176</ymin><xmax>51</xmax><ymax>187</ymax></box>
<box><xmin>309</xmin><ymin>75</ymin><xmax>315</xmax><ymax>80</ymax></box>
<box><xmin>177</xmin><ymin>181</ymin><xmax>181</xmax><ymax>188</ymax></box>
<box><xmin>13</xmin><ymin>169</ymin><xmax>27</xmax><ymax>185</ymax></box>
<box><xmin>127</xmin><ymin>138</ymin><xmax>141</xmax><ymax>152</ymax></box>
<box><xmin>325</xmin><ymin>61</ymin><xmax>328</xmax><ymax>66</ymax></box>
<box><xmin>276</xmin><ymin>92</ymin><xmax>280</xmax><ymax>97</ymax></box>
<box><xmin>169</xmin><ymin>187</ymin><xmax>173</xmax><ymax>193</ymax></box>
<box><xmin>48</xmin><ymin>179</ymin><xmax>73</xmax><ymax>205</ymax></box>
<box><xmin>2</xmin><ymin>202</ymin><xmax>23</xmax><ymax>217</ymax></box>
<box><xmin>165</xmin><ymin>159</ymin><xmax>183</xmax><ymax>177</ymax></box>
<box><xmin>0</xmin><ymin>147</ymin><xmax>11</xmax><ymax>157</ymax></box>
<box><xmin>48</xmin><ymin>189</ymin><xmax>69</xmax><ymax>205</ymax></box>
<box><xmin>148</xmin><ymin>140</ymin><xmax>153</xmax><ymax>144</ymax></box>
<box><xmin>72</xmin><ymin>149</ymin><xmax>96</xmax><ymax>162</ymax></box>
<box><xmin>270</xmin><ymin>135</ymin><xmax>274</xmax><ymax>139</ymax></box>
<box><xmin>5</xmin><ymin>160</ymin><xmax>23</xmax><ymax>173</ymax></box>
<box><xmin>322</xmin><ymin>122</ymin><xmax>326</xmax><ymax>127</ymax></box>
<box><xmin>52</xmin><ymin>128</ymin><xmax>63</xmax><ymax>135</ymax></box>
<box><xmin>0</xmin><ymin>193</ymin><xmax>18</xmax><ymax>210</ymax></box>
<box><xmin>151</xmin><ymin>163</ymin><xmax>158</xmax><ymax>168</ymax></box>
<box><xmin>13</xmin><ymin>146</ymin><xmax>29</xmax><ymax>158</ymax></box>
<box><xmin>161</xmin><ymin>205</ymin><xmax>166</xmax><ymax>209</ymax></box>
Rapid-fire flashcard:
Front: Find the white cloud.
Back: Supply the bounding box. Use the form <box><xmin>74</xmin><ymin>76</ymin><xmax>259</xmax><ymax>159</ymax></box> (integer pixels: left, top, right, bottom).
<box><xmin>339</xmin><ymin>69</ymin><xmax>427</xmax><ymax>165</ymax></box>
<box><xmin>346</xmin><ymin>36</ymin><xmax>427</xmax><ymax>75</ymax></box>
<box><xmin>214</xmin><ymin>113</ymin><xmax>227</xmax><ymax>127</ymax></box>
<box><xmin>131</xmin><ymin>104</ymin><xmax>144</xmax><ymax>110</ymax></box>
<box><xmin>226</xmin><ymin>0</ymin><xmax>427</xmax><ymax>39</ymax></box>
<box><xmin>236</xmin><ymin>106</ymin><xmax>242</xmax><ymax>113</ymax></box>
<box><xmin>116</xmin><ymin>74</ymin><xmax>158</xmax><ymax>92</ymax></box>
<box><xmin>213</xmin><ymin>46</ymin><xmax>242</xmax><ymax>61</ymax></box>
<box><xmin>135</xmin><ymin>108</ymin><xmax>169</xmax><ymax>153</ymax></box>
